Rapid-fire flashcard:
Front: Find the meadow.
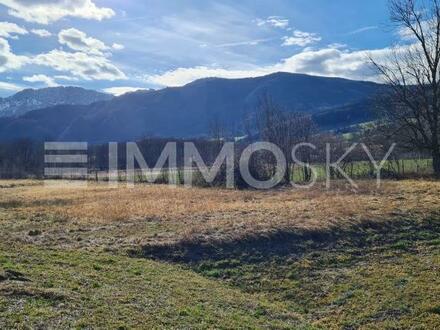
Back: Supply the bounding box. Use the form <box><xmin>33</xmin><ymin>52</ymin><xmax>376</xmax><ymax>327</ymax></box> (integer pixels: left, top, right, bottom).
<box><xmin>0</xmin><ymin>179</ymin><xmax>439</xmax><ymax>328</ymax></box>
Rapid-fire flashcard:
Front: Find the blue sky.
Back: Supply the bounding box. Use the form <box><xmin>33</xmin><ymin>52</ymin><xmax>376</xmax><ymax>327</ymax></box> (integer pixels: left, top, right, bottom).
<box><xmin>0</xmin><ymin>0</ymin><xmax>397</xmax><ymax>97</ymax></box>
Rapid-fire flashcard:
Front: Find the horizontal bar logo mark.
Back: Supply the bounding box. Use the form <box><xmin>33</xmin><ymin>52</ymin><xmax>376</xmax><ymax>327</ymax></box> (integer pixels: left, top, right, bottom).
<box><xmin>44</xmin><ymin>142</ymin><xmax>88</xmax><ymax>151</ymax></box>
<box><xmin>44</xmin><ymin>155</ymin><xmax>88</xmax><ymax>163</ymax></box>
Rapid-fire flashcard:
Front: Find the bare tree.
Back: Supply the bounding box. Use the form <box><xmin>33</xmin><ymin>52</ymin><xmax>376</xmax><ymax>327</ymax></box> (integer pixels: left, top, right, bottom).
<box><xmin>371</xmin><ymin>0</ymin><xmax>440</xmax><ymax>177</ymax></box>
<box><xmin>208</xmin><ymin>116</ymin><xmax>226</xmax><ymax>162</ymax></box>
<box><xmin>257</xmin><ymin>95</ymin><xmax>317</xmax><ymax>183</ymax></box>
<box><xmin>209</xmin><ymin>116</ymin><xmax>225</xmax><ymax>142</ymax></box>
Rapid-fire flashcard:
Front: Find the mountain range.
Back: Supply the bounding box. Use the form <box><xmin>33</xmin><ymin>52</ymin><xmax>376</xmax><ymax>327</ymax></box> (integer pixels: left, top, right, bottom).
<box><xmin>0</xmin><ymin>86</ymin><xmax>112</xmax><ymax>118</ymax></box>
<box><xmin>0</xmin><ymin>72</ymin><xmax>383</xmax><ymax>142</ymax></box>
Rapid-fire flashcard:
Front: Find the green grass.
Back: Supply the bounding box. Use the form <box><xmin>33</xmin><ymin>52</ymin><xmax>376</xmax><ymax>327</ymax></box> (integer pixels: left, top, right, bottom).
<box><xmin>4</xmin><ymin>220</ymin><xmax>439</xmax><ymax>329</ymax></box>
<box><xmin>0</xmin><ymin>244</ymin><xmax>306</xmax><ymax>329</ymax></box>
<box><xmin>292</xmin><ymin>158</ymin><xmax>433</xmax><ymax>183</ymax></box>
<box><xmin>1</xmin><ymin>180</ymin><xmax>439</xmax><ymax>328</ymax></box>
<box><xmin>1</xmin><ymin>216</ymin><xmax>440</xmax><ymax>328</ymax></box>
<box><xmin>175</xmin><ymin>217</ymin><xmax>440</xmax><ymax>329</ymax></box>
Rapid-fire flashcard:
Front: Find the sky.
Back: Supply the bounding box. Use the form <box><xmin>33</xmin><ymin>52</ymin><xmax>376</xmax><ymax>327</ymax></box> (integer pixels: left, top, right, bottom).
<box><xmin>0</xmin><ymin>0</ymin><xmax>399</xmax><ymax>97</ymax></box>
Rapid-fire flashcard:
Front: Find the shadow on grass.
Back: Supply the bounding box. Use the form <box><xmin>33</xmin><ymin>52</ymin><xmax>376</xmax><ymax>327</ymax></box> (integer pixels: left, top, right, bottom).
<box><xmin>130</xmin><ymin>216</ymin><xmax>440</xmax><ymax>265</ymax></box>
<box><xmin>128</xmin><ymin>215</ymin><xmax>440</xmax><ymax>327</ymax></box>
<box><xmin>0</xmin><ymin>198</ymin><xmax>72</xmax><ymax>209</ymax></box>
<box><xmin>0</xmin><ymin>287</ymin><xmax>66</xmax><ymax>303</ymax></box>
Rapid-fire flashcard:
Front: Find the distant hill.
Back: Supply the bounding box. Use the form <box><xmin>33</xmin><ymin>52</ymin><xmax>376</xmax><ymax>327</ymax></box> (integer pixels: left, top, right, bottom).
<box><xmin>0</xmin><ymin>86</ymin><xmax>113</xmax><ymax>118</ymax></box>
<box><xmin>312</xmin><ymin>100</ymin><xmax>379</xmax><ymax>131</ymax></box>
<box><xmin>0</xmin><ymin>73</ymin><xmax>383</xmax><ymax>142</ymax></box>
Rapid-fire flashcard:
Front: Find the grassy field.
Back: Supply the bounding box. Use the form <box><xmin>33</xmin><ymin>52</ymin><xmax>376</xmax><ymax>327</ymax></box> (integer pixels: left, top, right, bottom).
<box><xmin>0</xmin><ymin>179</ymin><xmax>439</xmax><ymax>328</ymax></box>
<box><xmin>291</xmin><ymin>158</ymin><xmax>433</xmax><ymax>183</ymax></box>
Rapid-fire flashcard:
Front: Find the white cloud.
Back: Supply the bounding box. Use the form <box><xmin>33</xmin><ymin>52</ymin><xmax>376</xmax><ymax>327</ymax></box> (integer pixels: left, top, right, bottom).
<box><xmin>282</xmin><ymin>30</ymin><xmax>321</xmax><ymax>47</ymax></box>
<box><xmin>0</xmin><ymin>37</ymin><xmax>28</xmax><ymax>72</ymax></box>
<box><xmin>397</xmin><ymin>20</ymin><xmax>433</xmax><ymax>41</ymax></box>
<box><xmin>277</xmin><ymin>48</ymin><xmax>374</xmax><ymax>79</ymax></box>
<box><xmin>112</xmin><ymin>43</ymin><xmax>124</xmax><ymax>50</ymax></box>
<box><xmin>328</xmin><ymin>43</ymin><xmax>347</xmax><ymax>49</ymax></box>
<box><xmin>0</xmin><ymin>80</ymin><xmax>22</xmax><ymax>92</ymax></box>
<box><xmin>146</xmin><ymin>66</ymin><xmax>271</xmax><ymax>87</ymax></box>
<box><xmin>33</xmin><ymin>49</ymin><xmax>126</xmax><ymax>81</ymax></box>
<box><xmin>54</xmin><ymin>75</ymin><xmax>79</xmax><ymax>81</ymax></box>
<box><xmin>23</xmin><ymin>74</ymin><xmax>58</xmax><ymax>87</ymax></box>
<box><xmin>31</xmin><ymin>29</ymin><xmax>51</xmax><ymax>38</ymax></box>
<box><xmin>0</xmin><ymin>26</ymin><xmax>125</xmax><ymax>82</ymax></box>
<box><xmin>37</xmin><ymin>28</ymin><xmax>127</xmax><ymax>81</ymax></box>
<box><xmin>103</xmin><ymin>86</ymin><xmax>148</xmax><ymax>96</ymax></box>
<box><xmin>0</xmin><ymin>21</ymin><xmax>27</xmax><ymax>38</ymax></box>
<box><xmin>145</xmin><ymin>46</ymin><xmax>396</xmax><ymax>87</ymax></box>
<box><xmin>0</xmin><ymin>0</ymin><xmax>115</xmax><ymax>25</ymax></box>
<box><xmin>257</xmin><ymin>16</ymin><xmax>289</xmax><ymax>29</ymax></box>
<box><xmin>58</xmin><ymin>28</ymin><xmax>109</xmax><ymax>55</ymax></box>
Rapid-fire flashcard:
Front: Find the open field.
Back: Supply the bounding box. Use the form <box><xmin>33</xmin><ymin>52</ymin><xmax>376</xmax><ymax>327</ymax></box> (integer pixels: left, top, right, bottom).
<box><xmin>0</xmin><ymin>179</ymin><xmax>439</xmax><ymax>328</ymax></box>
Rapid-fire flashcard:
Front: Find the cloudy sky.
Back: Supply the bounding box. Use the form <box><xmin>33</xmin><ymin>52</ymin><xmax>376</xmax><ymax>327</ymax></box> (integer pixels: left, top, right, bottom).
<box><xmin>0</xmin><ymin>0</ymin><xmax>397</xmax><ymax>97</ymax></box>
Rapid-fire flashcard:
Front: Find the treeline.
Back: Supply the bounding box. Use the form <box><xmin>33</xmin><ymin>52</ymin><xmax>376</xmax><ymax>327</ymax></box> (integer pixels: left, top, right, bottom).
<box><xmin>0</xmin><ymin>130</ymin><xmax>431</xmax><ymax>184</ymax></box>
<box><xmin>0</xmin><ymin>138</ymin><xmax>233</xmax><ymax>179</ymax></box>
<box><xmin>0</xmin><ymin>139</ymin><xmax>44</xmax><ymax>178</ymax></box>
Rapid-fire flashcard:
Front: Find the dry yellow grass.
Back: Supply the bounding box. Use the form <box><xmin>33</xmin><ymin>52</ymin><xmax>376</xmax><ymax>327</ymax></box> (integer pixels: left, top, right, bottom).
<box><xmin>0</xmin><ymin>179</ymin><xmax>439</xmax><ymax>249</ymax></box>
<box><xmin>1</xmin><ymin>179</ymin><xmax>440</xmax><ymax>328</ymax></box>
